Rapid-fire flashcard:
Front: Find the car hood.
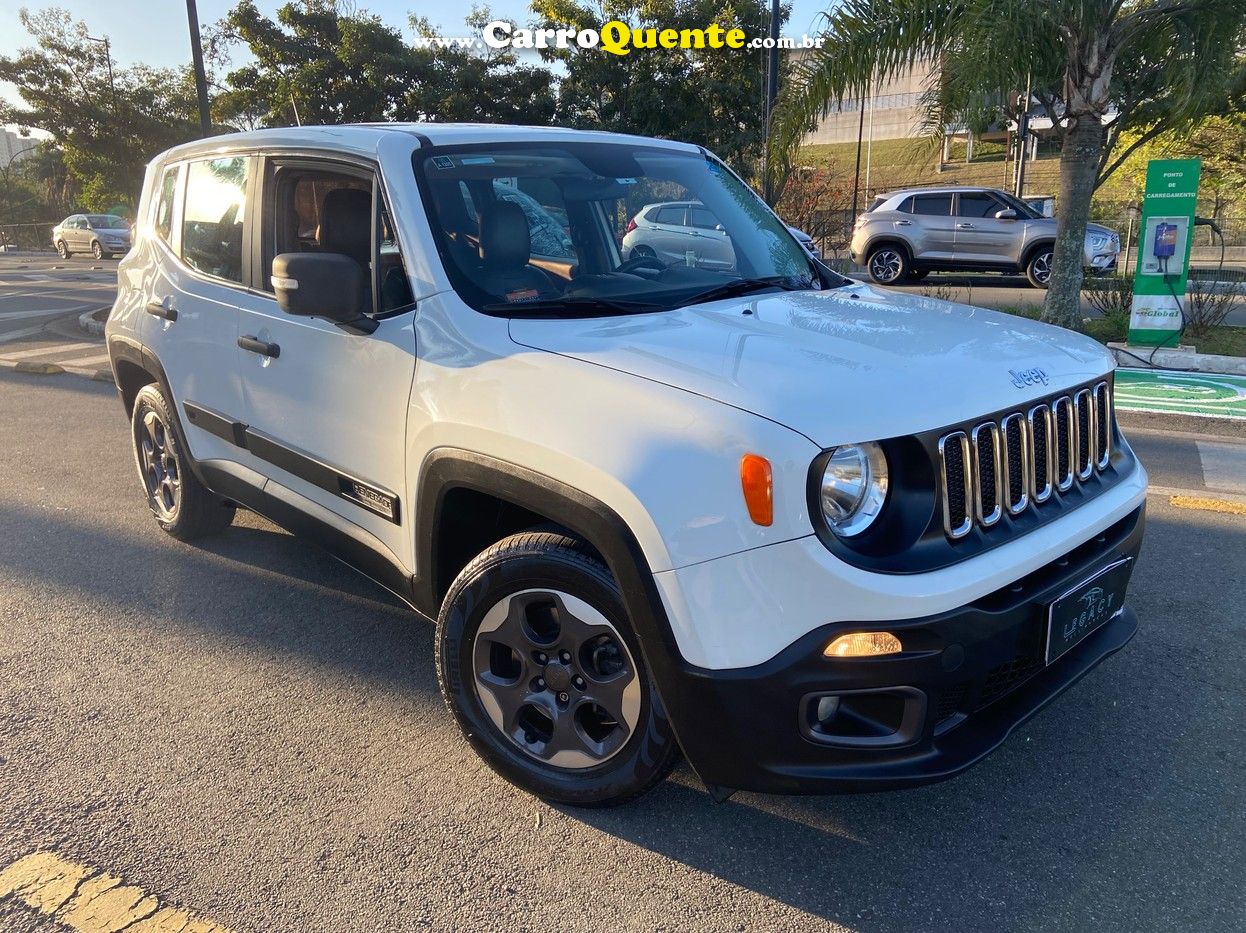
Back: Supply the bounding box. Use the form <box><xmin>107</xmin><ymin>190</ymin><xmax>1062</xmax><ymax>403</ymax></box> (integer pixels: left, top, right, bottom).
<box><xmin>509</xmin><ymin>285</ymin><xmax>1114</xmax><ymax>447</ymax></box>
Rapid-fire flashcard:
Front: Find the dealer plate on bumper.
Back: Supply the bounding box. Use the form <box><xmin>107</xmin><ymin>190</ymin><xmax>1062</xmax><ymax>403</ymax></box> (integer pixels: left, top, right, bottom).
<box><xmin>1046</xmin><ymin>558</ymin><xmax>1133</xmax><ymax>665</ymax></box>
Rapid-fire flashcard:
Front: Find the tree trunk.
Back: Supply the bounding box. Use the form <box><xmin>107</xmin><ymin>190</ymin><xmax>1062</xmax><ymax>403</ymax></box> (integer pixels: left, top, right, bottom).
<box><xmin>1043</xmin><ymin>114</ymin><xmax>1106</xmax><ymax>329</ymax></box>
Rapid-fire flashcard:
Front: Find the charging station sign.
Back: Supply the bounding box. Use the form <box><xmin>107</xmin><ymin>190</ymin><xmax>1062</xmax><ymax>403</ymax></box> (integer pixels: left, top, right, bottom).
<box><xmin>1128</xmin><ymin>158</ymin><xmax>1201</xmax><ymax>347</ymax></box>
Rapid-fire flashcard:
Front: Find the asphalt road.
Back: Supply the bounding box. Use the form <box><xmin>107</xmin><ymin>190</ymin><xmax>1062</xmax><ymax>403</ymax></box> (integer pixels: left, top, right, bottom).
<box><xmin>0</xmin><ymin>369</ymin><xmax>1243</xmax><ymax>933</ymax></box>
<box><xmin>0</xmin><ymin>256</ymin><xmax>117</xmax><ymax>344</ymax></box>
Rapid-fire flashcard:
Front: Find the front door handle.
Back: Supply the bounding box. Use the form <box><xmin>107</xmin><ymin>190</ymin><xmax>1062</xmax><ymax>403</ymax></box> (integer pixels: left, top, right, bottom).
<box><xmin>956</xmin><ymin>222</ymin><xmax>975</xmax><ymax>229</ymax></box>
<box><xmin>238</xmin><ymin>335</ymin><xmax>280</xmax><ymax>358</ymax></box>
<box><xmin>145</xmin><ymin>300</ymin><xmax>177</xmax><ymax>322</ymax></box>
<box><xmin>894</xmin><ymin>220</ymin><xmax>913</xmax><ymax>226</ymax></box>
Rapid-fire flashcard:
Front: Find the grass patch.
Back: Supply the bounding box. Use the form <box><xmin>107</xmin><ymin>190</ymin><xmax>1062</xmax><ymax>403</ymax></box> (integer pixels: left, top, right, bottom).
<box><xmin>1187</xmin><ymin>326</ymin><xmax>1246</xmax><ymax>357</ymax></box>
<box><xmin>984</xmin><ymin>304</ymin><xmax>1245</xmax><ymax>358</ymax></box>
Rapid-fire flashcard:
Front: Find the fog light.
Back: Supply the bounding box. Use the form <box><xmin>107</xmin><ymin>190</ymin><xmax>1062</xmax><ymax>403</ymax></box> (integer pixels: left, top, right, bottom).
<box><xmin>824</xmin><ymin>631</ymin><xmax>902</xmax><ymax>658</ymax></box>
<box><xmin>815</xmin><ymin>695</ymin><xmax>841</xmax><ymax>723</ymax></box>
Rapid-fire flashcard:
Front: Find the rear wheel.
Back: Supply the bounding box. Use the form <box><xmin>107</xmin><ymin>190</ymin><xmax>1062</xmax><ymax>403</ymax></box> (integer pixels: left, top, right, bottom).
<box><xmin>130</xmin><ymin>384</ymin><xmax>235</xmax><ymax>540</ymax></box>
<box><xmin>436</xmin><ymin>531</ymin><xmax>680</xmax><ymax>806</ymax></box>
<box><xmin>866</xmin><ymin>244</ymin><xmax>909</xmax><ymax>285</ymax></box>
<box><xmin>1025</xmin><ymin>247</ymin><xmax>1054</xmax><ymax>289</ymax></box>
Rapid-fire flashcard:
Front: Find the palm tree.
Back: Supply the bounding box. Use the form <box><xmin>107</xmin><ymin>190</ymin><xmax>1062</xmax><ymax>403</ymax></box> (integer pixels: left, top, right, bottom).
<box><xmin>770</xmin><ymin>0</ymin><xmax>1245</xmax><ymax>328</ymax></box>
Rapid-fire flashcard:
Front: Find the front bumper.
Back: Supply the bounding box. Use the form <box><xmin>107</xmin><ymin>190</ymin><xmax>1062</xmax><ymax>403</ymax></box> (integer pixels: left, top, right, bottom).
<box><xmin>668</xmin><ymin>504</ymin><xmax>1144</xmax><ymax>795</ymax></box>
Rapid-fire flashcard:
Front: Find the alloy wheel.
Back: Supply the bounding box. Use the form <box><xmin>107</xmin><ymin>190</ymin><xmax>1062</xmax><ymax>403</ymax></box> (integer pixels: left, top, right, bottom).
<box><xmin>57</xmin><ymin>241</ymin><xmax>68</xmax><ymax>259</ymax></box>
<box><xmin>92</xmin><ymin>241</ymin><xmax>103</xmax><ymax>260</ymax></box>
<box><xmin>1031</xmin><ymin>251</ymin><xmax>1052</xmax><ymax>285</ymax></box>
<box><xmin>472</xmin><ymin>588</ymin><xmax>641</xmax><ymax>770</ymax></box>
<box><xmin>138</xmin><ymin>409</ymin><xmax>181</xmax><ymax>520</ymax></box>
<box><xmin>869</xmin><ymin>248</ymin><xmax>904</xmax><ymax>283</ymax></box>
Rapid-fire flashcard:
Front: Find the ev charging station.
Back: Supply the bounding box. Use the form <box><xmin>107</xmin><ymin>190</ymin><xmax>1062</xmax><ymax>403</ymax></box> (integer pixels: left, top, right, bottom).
<box><xmin>1127</xmin><ymin>158</ymin><xmax>1202</xmax><ymax>347</ymax></box>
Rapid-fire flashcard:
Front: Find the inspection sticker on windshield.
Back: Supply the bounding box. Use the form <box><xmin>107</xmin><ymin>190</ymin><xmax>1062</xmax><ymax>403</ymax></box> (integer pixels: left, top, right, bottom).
<box><xmin>505</xmin><ymin>289</ymin><xmax>541</xmax><ymax>303</ymax></box>
<box><xmin>431</xmin><ymin>156</ymin><xmax>454</xmax><ymax>170</ymax></box>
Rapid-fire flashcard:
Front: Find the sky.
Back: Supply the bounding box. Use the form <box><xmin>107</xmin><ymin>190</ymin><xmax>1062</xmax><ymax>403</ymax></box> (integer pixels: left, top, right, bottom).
<box><xmin>0</xmin><ymin>0</ymin><xmax>836</xmax><ymax>86</ymax></box>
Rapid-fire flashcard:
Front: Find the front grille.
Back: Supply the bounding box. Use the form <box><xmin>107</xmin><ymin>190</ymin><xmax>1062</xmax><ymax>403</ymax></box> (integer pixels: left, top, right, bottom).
<box><xmin>938</xmin><ymin>381</ymin><xmax>1112</xmax><ymax>540</ymax></box>
<box><xmin>976</xmin><ymin>653</ymin><xmax>1044</xmax><ymax>711</ymax></box>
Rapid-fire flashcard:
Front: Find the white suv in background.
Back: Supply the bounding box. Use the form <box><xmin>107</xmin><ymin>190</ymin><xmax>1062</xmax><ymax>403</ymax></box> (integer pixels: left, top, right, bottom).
<box><xmin>107</xmin><ymin>125</ymin><xmax>1147</xmax><ymax>805</ymax></box>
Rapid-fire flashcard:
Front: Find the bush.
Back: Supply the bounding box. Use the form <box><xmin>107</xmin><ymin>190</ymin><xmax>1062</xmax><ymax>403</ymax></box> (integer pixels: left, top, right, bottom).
<box><xmin>1081</xmin><ymin>274</ymin><xmax>1133</xmax><ymax>343</ymax></box>
<box><xmin>1185</xmin><ymin>276</ymin><xmax>1243</xmax><ymax>338</ymax></box>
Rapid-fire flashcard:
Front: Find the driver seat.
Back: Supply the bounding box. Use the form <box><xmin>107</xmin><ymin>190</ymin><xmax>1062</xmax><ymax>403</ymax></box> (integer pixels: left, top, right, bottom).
<box><xmin>478</xmin><ymin>201</ymin><xmax>557</xmax><ymax>300</ymax></box>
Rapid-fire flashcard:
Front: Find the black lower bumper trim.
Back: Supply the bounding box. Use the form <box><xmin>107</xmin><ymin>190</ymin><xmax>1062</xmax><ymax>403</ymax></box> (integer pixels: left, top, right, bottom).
<box><xmin>667</xmin><ymin>504</ymin><xmax>1145</xmax><ymax>795</ymax></box>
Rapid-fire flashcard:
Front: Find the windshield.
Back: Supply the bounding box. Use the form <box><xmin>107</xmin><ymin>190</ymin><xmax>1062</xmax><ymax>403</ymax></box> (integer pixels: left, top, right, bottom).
<box><xmin>88</xmin><ymin>214</ymin><xmax>129</xmax><ymax>229</ymax></box>
<box><xmin>415</xmin><ymin>142</ymin><xmax>840</xmax><ymax>316</ymax></box>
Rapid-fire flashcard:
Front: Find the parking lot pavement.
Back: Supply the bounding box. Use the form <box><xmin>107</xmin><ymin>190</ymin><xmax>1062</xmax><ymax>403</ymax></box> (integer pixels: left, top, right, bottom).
<box><xmin>1</xmin><ymin>369</ymin><xmax>1244</xmax><ymax>933</ymax></box>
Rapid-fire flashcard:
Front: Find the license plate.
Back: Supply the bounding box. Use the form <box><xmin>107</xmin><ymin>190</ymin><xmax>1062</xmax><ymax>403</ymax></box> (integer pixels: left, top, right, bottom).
<box><xmin>1045</xmin><ymin>558</ymin><xmax>1133</xmax><ymax>665</ymax></box>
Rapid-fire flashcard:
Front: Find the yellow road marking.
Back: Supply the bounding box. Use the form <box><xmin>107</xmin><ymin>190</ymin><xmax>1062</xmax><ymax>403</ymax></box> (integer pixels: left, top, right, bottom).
<box><xmin>0</xmin><ymin>851</ymin><xmax>232</xmax><ymax>933</ymax></box>
<box><xmin>1169</xmin><ymin>495</ymin><xmax>1246</xmax><ymax>515</ymax></box>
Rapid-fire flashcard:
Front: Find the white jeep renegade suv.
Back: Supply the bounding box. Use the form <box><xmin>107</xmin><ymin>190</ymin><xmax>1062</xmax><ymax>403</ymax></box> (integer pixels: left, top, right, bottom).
<box><xmin>107</xmin><ymin>125</ymin><xmax>1148</xmax><ymax>805</ymax></box>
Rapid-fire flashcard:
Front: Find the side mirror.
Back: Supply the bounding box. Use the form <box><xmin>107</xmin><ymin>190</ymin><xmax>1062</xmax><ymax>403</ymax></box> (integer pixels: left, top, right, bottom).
<box><xmin>714</xmin><ymin>223</ymin><xmax>726</xmax><ymax>232</ymax></box>
<box><xmin>994</xmin><ymin>208</ymin><xmax>1018</xmax><ymax>220</ymax></box>
<box><xmin>271</xmin><ymin>252</ymin><xmax>376</xmax><ymax>334</ymax></box>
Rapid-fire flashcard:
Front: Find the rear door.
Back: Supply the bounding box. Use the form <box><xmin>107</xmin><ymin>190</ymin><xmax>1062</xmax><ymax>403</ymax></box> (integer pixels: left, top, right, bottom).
<box><xmin>953</xmin><ymin>191</ymin><xmax>1016</xmax><ymax>265</ymax></box>
<box><xmin>233</xmin><ymin>153</ymin><xmax>419</xmax><ymax>572</ymax></box>
<box><xmin>906</xmin><ymin>193</ymin><xmax>956</xmax><ymax>261</ymax></box>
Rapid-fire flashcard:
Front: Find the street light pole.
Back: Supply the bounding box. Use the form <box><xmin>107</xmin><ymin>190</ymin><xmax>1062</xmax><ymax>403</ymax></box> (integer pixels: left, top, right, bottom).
<box><xmin>185</xmin><ymin>0</ymin><xmax>212</xmax><ymax>135</ymax></box>
<box><xmin>85</xmin><ymin>36</ymin><xmax>118</xmax><ymax>112</ymax></box>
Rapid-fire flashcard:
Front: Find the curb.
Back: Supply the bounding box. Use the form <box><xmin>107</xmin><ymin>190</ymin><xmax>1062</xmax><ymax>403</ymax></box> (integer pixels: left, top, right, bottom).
<box><xmin>1107</xmin><ymin>342</ymin><xmax>1246</xmax><ymax>377</ymax></box>
<box><xmin>78</xmin><ymin>307</ymin><xmax>109</xmax><ymax>337</ymax></box>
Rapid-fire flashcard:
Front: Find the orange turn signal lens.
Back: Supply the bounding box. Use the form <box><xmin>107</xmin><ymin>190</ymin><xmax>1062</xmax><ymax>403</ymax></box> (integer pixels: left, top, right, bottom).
<box><xmin>740</xmin><ymin>453</ymin><xmax>773</xmax><ymax>526</ymax></box>
<box><xmin>824</xmin><ymin>632</ymin><xmax>903</xmax><ymax>658</ymax></box>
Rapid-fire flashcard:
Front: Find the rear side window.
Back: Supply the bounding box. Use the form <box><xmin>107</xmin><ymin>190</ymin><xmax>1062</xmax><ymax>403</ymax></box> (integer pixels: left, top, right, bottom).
<box><xmin>867</xmin><ymin>196</ymin><xmax>888</xmax><ymax>213</ymax></box>
<box><xmin>182</xmin><ymin>156</ymin><xmax>251</xmax><ymax>283</ymax></box>
<box><xmin>153</xmin><ymin>166</ymin><xmax>179</xmax><ymax>244</ymax></box>
<box><xmin>911</xmin><ymin>194</ymin><xmax>953</xmax><ymax>216</ymax></box>
<box><xmin>654</xmin><ymin>206</ymin><xmax>685</xmax><ymax>225</ymax></box>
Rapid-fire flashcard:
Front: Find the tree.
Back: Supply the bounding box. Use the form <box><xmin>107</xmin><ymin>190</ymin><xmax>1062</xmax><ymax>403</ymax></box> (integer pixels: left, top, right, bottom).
<box><xmin>214</xmin><ymin>1</ymin><xmax>556</xmax><ymax>128</ymax></box>
<box><xmin>0</xmin><ymin>8</ymin><xmax>203</xmax><ymax>210</ymax></box>
<box><xmin>769</xmin><ymin>0</ymin><xmax>1246</xmax><ymax>328</ymax></box>
<box><xmin>530</xmin><ymin>0</ymin><xmax>783</xmax><ymax>175</ymax></box>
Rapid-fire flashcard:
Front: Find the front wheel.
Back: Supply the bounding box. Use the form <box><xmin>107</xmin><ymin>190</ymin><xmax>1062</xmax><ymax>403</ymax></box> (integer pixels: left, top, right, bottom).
<box><xmin>56</xmin><ymin>240</ymin><xmax>71</xmax><ymax>259</ymax></box>
<box><xmin>436</xmin><ymin>531</ymin><xmax>680</xmax><ymax>806</ymax></box>
<box><xmin>866</xmin><ymin>244</ymin><xmax>909</xmax><ymax>285</ymax></box>
<box><xmin>1025</xmin><ymin>248</ymin><xmax>1053</xmax><ymax>289</ymax></box>
<box><xmin>130</xmin><ymin>384</ymin><xmax>235</xmax><ymax>540</ymax></box>
<box><xmin>91</xmin><ymin>240</ymin><xmax>106</xmax><ymax>260</ymax></box>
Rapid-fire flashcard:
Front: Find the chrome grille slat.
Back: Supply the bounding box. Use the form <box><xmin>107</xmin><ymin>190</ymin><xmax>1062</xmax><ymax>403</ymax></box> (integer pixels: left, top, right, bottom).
<box><xmin>937</xmin><ymin>381</ymin><xmax>1115</xmax><ymax>540</ymax></box>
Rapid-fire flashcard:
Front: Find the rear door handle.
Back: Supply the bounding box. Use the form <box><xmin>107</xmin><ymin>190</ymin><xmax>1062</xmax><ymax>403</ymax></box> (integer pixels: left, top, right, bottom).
<box><xmin>238</xmin><ymin>335</ymin><xmax>280</xmax><ymax>358</ymax></box>
<box><xmin>145</xmin><ymin>300</ymin><xmax>177</xmax><ymax>322</ymax></box>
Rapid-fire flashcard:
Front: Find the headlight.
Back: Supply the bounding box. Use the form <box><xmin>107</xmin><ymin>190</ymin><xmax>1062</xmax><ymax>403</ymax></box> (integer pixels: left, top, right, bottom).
<box><xmin>1088</xmin><ymin>234</ymin><xmax>1110</xmax><ymax>251</ymax></box>
<box><xmin>818</xmin><ymin>442</ymin><xmax>889</xmax><ymax>537</ymax></box>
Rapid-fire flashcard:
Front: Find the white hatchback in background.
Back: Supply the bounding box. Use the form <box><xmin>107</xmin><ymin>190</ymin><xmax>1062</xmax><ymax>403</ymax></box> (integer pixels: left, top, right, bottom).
<box><xmin>107</xmin><ymin>124</ymin><xmax>1147</xmax><ymax>806</ymax></box>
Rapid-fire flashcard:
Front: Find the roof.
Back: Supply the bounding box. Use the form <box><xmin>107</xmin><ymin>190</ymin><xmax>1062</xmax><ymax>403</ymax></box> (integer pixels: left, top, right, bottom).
<box><xmin>877</xmin><ymin>185</ymin><xmax>1009</xmax><ymax>199</ymax></box>
<box><xmin>154</xmin><ymin>122</ymin><xmax>701</xmax><ymax>165</ymax></box>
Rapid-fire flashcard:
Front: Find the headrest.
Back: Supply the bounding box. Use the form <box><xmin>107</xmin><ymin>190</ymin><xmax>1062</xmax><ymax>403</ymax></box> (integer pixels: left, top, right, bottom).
<box><xmin>480</xmin><ymin>201</ymin><xmax>531</xmax><ymax>271</ymax></box>
<box><xmin>320</xmin><ymin>188</ymin><xmax>371</xmax><ymax>264</ymax></box>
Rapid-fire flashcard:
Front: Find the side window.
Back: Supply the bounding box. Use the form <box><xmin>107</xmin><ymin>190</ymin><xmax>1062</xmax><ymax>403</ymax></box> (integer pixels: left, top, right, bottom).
<box><xmin>655</xmin><ymin>206</ymin><xmax>685</xmax><ymax>226</ymax></box>
<box><xmin>153</xmin><ymin>166</ymin><xmax>179</xmax><ymax>244</ymax></box>
<box><xmin>957</xmin><ymin>192</ymin><xmax>1001</xmax><ymax>218</ymax></box>
<box><xmin>911</xmin><ymin>194</ymin><xmax>953</xmax><ymax>216</ymax></box>
<box><xmin>266</xmin><ymin>161</ymin><xmax>413</xmax><ymax>315</ymax></box>
<box><xmin>897</xmin><ymin>197</ymin><xmax>914</xmax><ymax>214</ymax></box>
<box><xmin>182</xmin><ymin>156</ymin><xmax>250</xmax><ymax>283</ymax></box>
<box><xmin>688</xmin><ymin>206</ymin><xmax>720</xmax><ymax>230</ymax></box>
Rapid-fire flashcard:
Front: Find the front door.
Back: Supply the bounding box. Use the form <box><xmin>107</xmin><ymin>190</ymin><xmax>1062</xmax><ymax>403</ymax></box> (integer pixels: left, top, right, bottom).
<box><xmin>952</xmin><ymin>191</ymin><xmax>1017</xmax><ymax>266</ymax></box>
<box><xmin>234</xmin><ymin>156</ymin><xmax>419</xmax><ymax>573</ymax></box>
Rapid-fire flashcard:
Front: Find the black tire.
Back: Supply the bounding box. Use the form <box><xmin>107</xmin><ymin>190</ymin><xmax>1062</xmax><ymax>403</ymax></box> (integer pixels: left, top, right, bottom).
<box><xmin>906</xmin><ymin>269</ymin><xmax>929</xmax><ymax>281</ymax></box>
<box><xmin>436</xmin><ymin>531</ymin><xmax>680</xmax><ymax>806</ymax></box>
<box><xmin>130</xmin><ymin>383</ymin><xmax>235</xmax><ymax>541</ymax></box>
<box><xmin>1025</xmin><ymin>247</ymin><xmax>1054</xmax><ymax>289</ymax></box>
<box><xmin>91</xmin><ymin>240</ymin><xmax>104</xmax><ymax>260</ymax></box>
<box><xmin>56</xmin><ymin>240</ymin><xmax>71</xmax><ymax>259</ymax></box>
<box><xmin>866</xmin><ymin>243</ymin><xmax>910</xmax><ymax>285</ymax></box>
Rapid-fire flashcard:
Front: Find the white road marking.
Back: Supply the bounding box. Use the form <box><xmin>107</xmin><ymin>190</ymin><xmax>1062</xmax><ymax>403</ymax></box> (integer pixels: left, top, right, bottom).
<box><xmin>0</xmin><ymin>341</ymin><xmax>101</xmax><ymax>361</ymax></box>
<box><xmin>49</xmin><ymin>354</ymin><xmax>110</xmax><ymax>369</ymax></box>
<box><xmin>1196</xmin><ymin>441</ymin><xmax>1246</xmax><ymax>496</ymax></box>
<box><xmin>0</xmin><ymin>325</ymin><xmax>50</xmax><ymax>344</ymax></box>
<box><xmin>0</xmin><ymin>306</ymin><xmax>89</xmax><ymax>321</ymax></box>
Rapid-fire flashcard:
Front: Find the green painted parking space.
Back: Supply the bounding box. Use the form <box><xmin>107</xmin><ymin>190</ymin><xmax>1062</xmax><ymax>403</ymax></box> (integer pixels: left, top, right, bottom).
<box><xmin>1114</xmin><ymin>368</ymin><xmax>1246</xmax><ymax>419</ymax></box>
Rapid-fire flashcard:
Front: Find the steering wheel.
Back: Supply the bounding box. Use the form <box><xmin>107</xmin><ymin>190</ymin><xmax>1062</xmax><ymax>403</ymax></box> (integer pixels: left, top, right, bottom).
<box><xmin>616</xmin><ymin>254</ymin><xmax>669</xmax><ymax>275</ymax></box>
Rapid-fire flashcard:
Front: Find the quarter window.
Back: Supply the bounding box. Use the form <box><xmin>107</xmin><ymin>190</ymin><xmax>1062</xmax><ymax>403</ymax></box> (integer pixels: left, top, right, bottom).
<box><xmin>153</xmin><ymin>166</ymin><xmax>179</xmax><ymax>243</ymax></box>
<box><xmin>182</xmin><ymin>156</ymin><xmax>250</xmax><ymax>283</ymax></box>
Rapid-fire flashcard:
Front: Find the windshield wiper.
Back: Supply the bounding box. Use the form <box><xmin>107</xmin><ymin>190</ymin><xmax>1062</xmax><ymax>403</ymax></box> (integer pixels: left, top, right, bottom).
<box><xmin>482</xmin><ymin>295</ymin><xmax>665</xmax><ymax>316</ymax></box>
<box><xmin>681</xmin><ymin>276</ymin><xmax>812</xmax><ymax>308</ymax></box>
